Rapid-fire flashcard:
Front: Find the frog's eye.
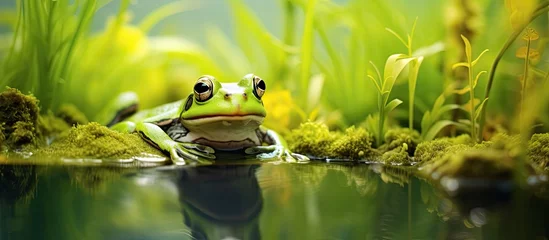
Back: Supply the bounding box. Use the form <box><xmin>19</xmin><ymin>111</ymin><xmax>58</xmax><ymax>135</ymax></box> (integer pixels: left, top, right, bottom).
<box><xmin>253</xmin><ymin>76</ymin><xmax>266</xmax><ymax>99</ymax></box>
<box><xmin>194</xmin><ymin>77</ymin><xmax>214</xmax><ymax>102</ymax></box>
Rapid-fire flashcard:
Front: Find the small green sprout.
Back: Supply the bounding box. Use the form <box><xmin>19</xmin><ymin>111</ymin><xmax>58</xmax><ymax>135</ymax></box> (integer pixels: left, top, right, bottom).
<box><xmin>452</xmin><ymin>35</ymin><xmax>489</xmax><ymax>143</ymax></box>
<box><xmin>386</xmin><ymin>17</ymin><xmax>424</xmax><ymax>131</ymax></box>
<box><xmin>420</xmin><ymin>91</ymin><xmax>462</xmax><ymax>141</ymax></box>
<box><xmin>367</xmin><ymin>54</ymin><xmax>415</xmax><ymax>146</ymax></box>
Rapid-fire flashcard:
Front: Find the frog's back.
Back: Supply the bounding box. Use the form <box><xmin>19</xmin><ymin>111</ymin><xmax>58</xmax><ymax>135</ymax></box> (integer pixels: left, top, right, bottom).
<box><xmin>126</xmin><ymin>100</ymin><xmax>183</xmax><ymax>123</ymax></box>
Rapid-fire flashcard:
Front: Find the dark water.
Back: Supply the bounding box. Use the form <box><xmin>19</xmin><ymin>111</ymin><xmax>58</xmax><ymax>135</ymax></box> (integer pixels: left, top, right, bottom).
<box><xmin>1</xmin><ymin>162</ymin><xmax>548</xmax><ymax>240</ymax></box>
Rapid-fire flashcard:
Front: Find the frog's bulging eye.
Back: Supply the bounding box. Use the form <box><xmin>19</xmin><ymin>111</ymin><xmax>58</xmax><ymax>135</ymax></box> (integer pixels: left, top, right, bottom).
<box><xmin>194</xmin><ymin>77</ymin><xmax>213</xmax><ymax>102</ymax></box>
<box><xmin>253</xmin><ymin>76</ymin><xmax>266</xmax><ymax>99</ymax></box>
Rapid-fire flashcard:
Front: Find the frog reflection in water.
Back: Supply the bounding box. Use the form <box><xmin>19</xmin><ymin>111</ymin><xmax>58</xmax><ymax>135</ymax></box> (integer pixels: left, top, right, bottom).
<box><xmin>106</xmin><ymin>74</ymin><xmax>308</xmax><ymax>165</ymax></box>
<box><xmin>173</xmin><ymin>165</ymin><xmax>263</xmax><ymax>240</ymax></box>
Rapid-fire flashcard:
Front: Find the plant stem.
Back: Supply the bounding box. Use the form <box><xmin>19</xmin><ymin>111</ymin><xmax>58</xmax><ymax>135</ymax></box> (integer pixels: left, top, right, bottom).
<box><xmin>520</xmin><ymin>39</ymin><xmax>531</xmax><ymax>134</ymax></box>
<box><xmin>480</xmin><ymin>2</ymin><xmax>549</xmax><ymax>137</ymax></box>
<box><xmin>378</xmin><ymin>92</ymin><xmax>384</xmax><ymax>147</ymax></box>
<box><xmin>469</xmin><ymin>61</ymin><xmax>476</xmax><ymax>143</ymax></box>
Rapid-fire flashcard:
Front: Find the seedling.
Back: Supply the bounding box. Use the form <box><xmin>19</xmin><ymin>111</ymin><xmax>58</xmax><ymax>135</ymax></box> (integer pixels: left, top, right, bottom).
<box><xmin>452</xmin><ymin>35</ymin><xmax>489</xmax><ymax>143</ymax></box>
<box><xmin>368</xmin><ymin>54</ymin><xmax>415</xmax><ymax>146</ymax></box>
<box><xmin>420</xmin><ymin>92</ymin><xmax>462</xmax><ymax>141</ymax></box>
<box><xmin>386</xmin><ymin>17</ymin><xmax>424</xmax><ymax>131</ymax></box>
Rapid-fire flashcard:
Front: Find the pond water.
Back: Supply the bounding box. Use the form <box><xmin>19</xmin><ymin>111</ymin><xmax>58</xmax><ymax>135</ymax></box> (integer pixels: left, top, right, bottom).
<box><xmin>1</xmin><ymin>161</ymin><xmax>548</xmax><ymax>240</ymax></box>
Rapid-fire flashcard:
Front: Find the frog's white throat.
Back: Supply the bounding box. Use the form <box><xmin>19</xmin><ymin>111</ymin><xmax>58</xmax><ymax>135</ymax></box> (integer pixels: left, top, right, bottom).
<box><xmin>181</xmin><ymin>115</ymin><xmax>264</xmax><ymax>132</ymax></box>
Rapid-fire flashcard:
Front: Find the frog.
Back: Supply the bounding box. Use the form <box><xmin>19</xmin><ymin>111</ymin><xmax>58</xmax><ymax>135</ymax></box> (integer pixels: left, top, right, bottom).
<box><xmin>102</xmin><ymin>74</ymin><xmax>308</xmax><ymax>165</ymax></box>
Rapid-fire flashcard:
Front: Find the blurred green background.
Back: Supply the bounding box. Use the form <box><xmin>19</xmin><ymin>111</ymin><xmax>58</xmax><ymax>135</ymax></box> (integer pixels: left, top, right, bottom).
<box><xmin>0</xmin><ymin>0</ymin><xmax>547</xmax><ymax>137</ymax></box>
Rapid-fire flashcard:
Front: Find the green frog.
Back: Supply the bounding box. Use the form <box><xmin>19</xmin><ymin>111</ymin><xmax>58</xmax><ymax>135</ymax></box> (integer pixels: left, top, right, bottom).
<box><xmin>102</xmin><ymin>74</ymin><xmax>308</xmax><ymax>165</ymax></box>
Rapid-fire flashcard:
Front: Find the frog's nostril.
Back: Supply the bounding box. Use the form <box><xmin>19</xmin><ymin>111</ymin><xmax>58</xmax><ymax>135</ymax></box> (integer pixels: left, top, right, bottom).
<box><xmin>224</xmin><ymin>93</ymin><xmax>231</xmax><ymax>100</ymax></box>
<box><xmin>242</xmin><ymin>93</ymin><xmax>248</xmax><ymax>100</ymax></box>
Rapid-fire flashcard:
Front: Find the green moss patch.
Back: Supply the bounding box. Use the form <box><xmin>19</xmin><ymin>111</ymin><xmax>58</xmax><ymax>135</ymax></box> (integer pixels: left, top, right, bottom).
<box><xmin>37</xmin><ymin>122</ymin><xmax>164</xmax><ymax>160</ymax></box>
<box><xmin>528</xmin><ymin>133</ymin><xmax>549</xmax><ymax>170</ymax></box>
<box><xmin>0</xmin><ymin>88</ymin><xmax>41</xmax><ymax>148</ymax></box>
<box><xmin>288</xmin><ymin>122</ymin><xmax>379</xmax><ymax>160</ymax></box>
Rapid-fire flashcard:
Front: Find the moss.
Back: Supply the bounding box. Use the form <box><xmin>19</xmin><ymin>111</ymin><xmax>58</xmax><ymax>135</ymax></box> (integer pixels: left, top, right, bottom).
<box><xmin>381</xmin><ymin>144</ymin><xmax>411</xmax><ymax>164</ymax></box>
<box><xmin>420</xmin><ymin>149</ymin><xmax>514</xmax><ymax>179</ymax></box>
<box><xmin>528</xmin><ymin>133</ymin><xmax>549</xmax><ymax>170</ymax></box>
<box><xmin>0</xmin><ymin>88</ymin><xmax>41</xmax><ymax>148</ymax></box>
<box><xmin>414</xmin><ymin>134</ymin><xmax>473</xmax><ymax>163</ymax></box>
<box><xmin>37</xmin><ymin>122</ymin><xmax>164</xmax><ymax>159</ymax></box>
<box><xmin>329</xmin><ymin>126</ymin><xmax>378</xmax><ymax>160</ymax></box>
<box><xmin>0</xmin><ymin>123</ymin><xmax>5</xmax><ymax>150</ymax></box>
<box><xmin>382</xmin><ymin>128</ymin><xmax>421</xmax><ymax>156</ymax></box>
<box><xmin>288</xmin><ymin>122</ymin><xmax>379</xmax><ymax>160</ymax></box>
<box><xmin>56</xmin><ymin>103</ymin><xmax>89</xmax><ymax>126</ymax></box>
<box><xmin>287</xmin><ymin>122</ymin><xmax>337</xmax><ymax>158</ymax></box>
<box><xmin>37</xmin><ymin>114</ymin><xmax>71</xmax><ymax>138</ymax></box>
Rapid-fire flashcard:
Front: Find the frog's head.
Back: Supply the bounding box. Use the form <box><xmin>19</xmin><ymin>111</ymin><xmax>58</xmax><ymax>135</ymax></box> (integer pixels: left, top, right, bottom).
<box><xmin>180</xmin><ymin>74</ymin><xmax>267</xmax><ymax>128</ymax></box>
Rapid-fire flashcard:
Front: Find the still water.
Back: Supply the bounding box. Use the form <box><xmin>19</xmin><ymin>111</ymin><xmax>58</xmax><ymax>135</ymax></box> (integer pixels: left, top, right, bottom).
<box><xmin>1</xmin><ymin>161</ymin><xmax>548</xmax><ymax>240</ymax></box>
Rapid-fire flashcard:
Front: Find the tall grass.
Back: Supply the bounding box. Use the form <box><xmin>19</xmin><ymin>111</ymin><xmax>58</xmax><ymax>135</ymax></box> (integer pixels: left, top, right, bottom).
<box><xmin>0</xmin><ymin>0</ymin><xmax>97</xmax><ymax>112</ymax></box>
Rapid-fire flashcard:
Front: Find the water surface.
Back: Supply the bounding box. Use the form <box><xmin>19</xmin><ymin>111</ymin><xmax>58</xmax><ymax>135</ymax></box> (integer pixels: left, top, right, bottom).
<box><xmin>1</xmin><ymin>161</ymin><xmax>548</xmax><ymax>239</ymax></box>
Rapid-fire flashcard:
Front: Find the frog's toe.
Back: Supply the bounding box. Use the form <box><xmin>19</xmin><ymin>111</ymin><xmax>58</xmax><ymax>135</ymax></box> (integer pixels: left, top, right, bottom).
<box><xmin>288</xmin><ymin>152</ymin><xmax>310</xmax><ymax>162</ymax></box>
<box><xmin>173</xmin><ymin>147</ymin><xmax>214</xmax><ymax>165</ymax></box>
<box><xmin>245</xmin><ymin>146</ymin><xmax>276</xmax><ymax>155</ymax></box>
<box><xmin>181</xmin><ymin>143</ymin><xmax>215</xmax><ymax>155</ymax></box>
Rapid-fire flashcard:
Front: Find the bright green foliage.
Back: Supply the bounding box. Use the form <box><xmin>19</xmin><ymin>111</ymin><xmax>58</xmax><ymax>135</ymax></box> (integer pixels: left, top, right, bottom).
<box><xmin>528</xmin><ymin>133</ymin><xmax>549</xmax><ymax>170</ymax></box>
<box><xmin>386</xmin><ymin>18</ymin><xmax>425</xmax><ymax>130</ymax></box>
<box><xmin>367</xmin><ymin>54</ymin><xmax>415</xmax><ymax>146</ymax></box>
<box><xmin>0</xmin><ymin>0</ymin><xmax>97</xmax><ymax>112</ymax></box>
<box><xmin>67</xmin><ymin>167</ymin><xmax>136</xmax><ymax>193</ymax></box>
<box><xmin>414</xmin><ymin>134</ymin><xmax>473</xmax><ymax>163</ymax></box>
<box><xmin>37</xmin><ymin>122</ymin><xmax>164</xmax><ymax>160</ymax></box>
<box><xmin>420</xmin><ymin>93</ymin><xmax>462</xmax><ymax>141</ymax></box>
<box><xmin>452</xmin><ymin>35</ymin><xmax>489</xmax><ymax>143</ymax></box>
<box><xmin>38</xmin><ymin>114</ymin><xmax>71</xmax><ymax>138</ymax></box>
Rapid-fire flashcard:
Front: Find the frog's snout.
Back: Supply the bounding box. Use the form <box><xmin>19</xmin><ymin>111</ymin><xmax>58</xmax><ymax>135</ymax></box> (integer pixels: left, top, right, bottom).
<box><xmin>223</xmin><ymin>93</ymin><xmax>248</xmax><ymax>101</ymax></box>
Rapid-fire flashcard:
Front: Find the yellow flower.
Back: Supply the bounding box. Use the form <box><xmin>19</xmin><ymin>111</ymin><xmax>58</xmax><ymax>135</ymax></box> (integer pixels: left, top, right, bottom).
<box><xmin>262</xmin><ymin>89</ymin><xmax>295</xmax><ymax>133</ymax></box>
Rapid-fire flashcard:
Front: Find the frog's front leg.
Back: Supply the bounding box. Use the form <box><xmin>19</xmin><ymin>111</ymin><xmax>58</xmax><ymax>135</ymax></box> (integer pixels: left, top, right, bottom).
<box><xmin>245</xmin><ymin>127</ymin><xmax>309</xmax><ymax>162</ymax></box>
<box><xmin>135</xmin><ymin>122</ymin><xmax>216</xmax><ymax>165</ymax></box>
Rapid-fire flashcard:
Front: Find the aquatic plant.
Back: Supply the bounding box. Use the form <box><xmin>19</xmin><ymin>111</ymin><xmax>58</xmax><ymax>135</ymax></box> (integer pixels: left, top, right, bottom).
<box><xmin>367</xmin><ymin>54</ymin><xmax>415</xmax><ymax>146</ymax></box>
<box><xmin>452</xmin><ymin>35</ymin><xmax>489</xmax><ymax>143</ymax></box>
<box><xmin>386</xmin><ymin>18</ymin><xmax>424</xmax><ymax>130</ymax></box>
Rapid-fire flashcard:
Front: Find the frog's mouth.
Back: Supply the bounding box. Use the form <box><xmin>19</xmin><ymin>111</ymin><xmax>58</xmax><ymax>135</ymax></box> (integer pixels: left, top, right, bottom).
<box><xmin>181</xmin><ymin>114</ymin><xmax>265</xmax><ymax>125</ymax></box>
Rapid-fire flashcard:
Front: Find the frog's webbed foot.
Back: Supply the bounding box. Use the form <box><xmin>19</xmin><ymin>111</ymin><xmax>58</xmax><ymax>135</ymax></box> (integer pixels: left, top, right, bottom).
<box><xmin>245</xmin><ymin>145</ymin><xmax>309</xmax><ymax>163</ymax></box>
<box><xmin>168</xmin><ymin>141</ymin><xmax>216</xmax><ymax>166</ymax></box>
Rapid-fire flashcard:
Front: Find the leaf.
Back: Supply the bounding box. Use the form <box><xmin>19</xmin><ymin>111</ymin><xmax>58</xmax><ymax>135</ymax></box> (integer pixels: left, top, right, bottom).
<box><xmin>471</xmin><ymin>49</ymin><xmax>489</xmax><ymax>66</ymax></box>
<box><xmin>522</xmin><ymin>27</ymin><xmax>539</xmax><ymax>41</ymax></box>
<box><xmin>432</xmin><ymin>104</ymin><xmax>461</xmax><ymax>123</ymax></box>
<box><xmin>452</xmin><ymin>62</ymin><xmax>469</xmax><ymax>69</ymax></box>
<box><xmin>386</xmin><ymin>28</ymin><xmax>408</xmax><ymax>48</ymax></box>
<box><xmin>431</xmin><ymin>94</ymin><xmax>446</xmax><ymax>115</ymax></box>
<box><xmin>413</xmin><ymin>41</ymin><xmax>445</xmax><ymax>57</ymax></box>
<box><xmin>462</xmin><ymin>98</ymin><xmax>480</xmax><ymax>113</ymax></box>
<box><xmin>383</xmin><ymin>54</ymin><xmax>413</xmax><ymax>93</ymax></box>
<box><xmin>474</xmin><ymin>98</ymin><xmax>489</xmax><ymax>121</ymax></box>
<box><xmin>421</xmin><ymin>111</ymin><xmax>431</xmax><ymax>135</ymax></box>
<box><xmin>367</xmin><ymin>74</ymin><xmax>382</xmax><ymax>93</ymax></box>
<box><xmin>384</xmin><ymin>98</ymin><xmax>403</xmax><ymax>115</ymax></box>
<box><xmin>453</xmin><ymin>86</ymin><xmax>471</xmax><ymax>95</ymax></box>
<box><xmin>423</xmin><ymin>120</ymin><xmax>455</xmax><ymax>141</ymax></box>
<box><xmin>308</xmin><ymin>74</ymin><xmax>325</xmax><ymax>108</ymax></box>
<box><xmin>473</xmin><ymin>71</ymin><xmax>487</xmax><ymax>88</ymax></box>
<box><xmin>461</xmin><ymin>35</ymin><xmax>472</xmax><ymax>63</ymax></box>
